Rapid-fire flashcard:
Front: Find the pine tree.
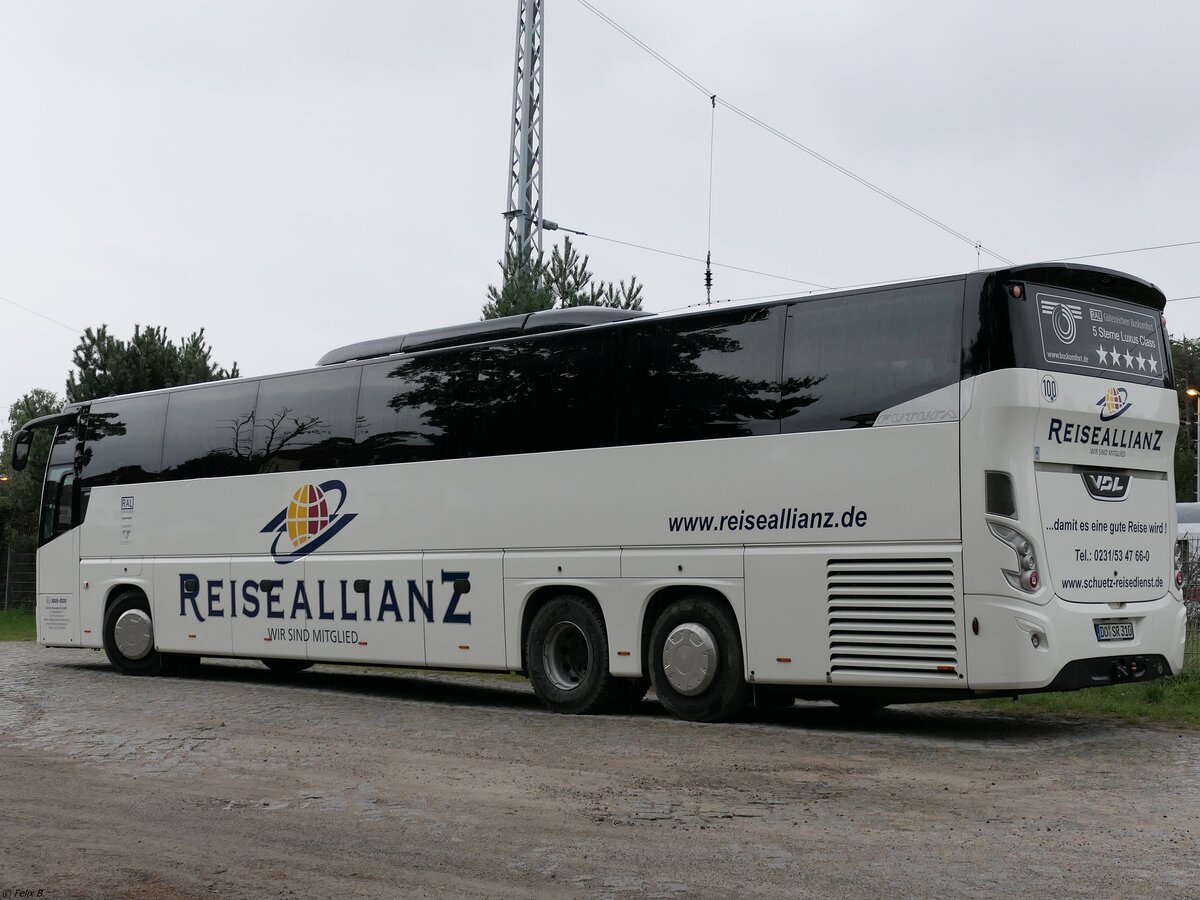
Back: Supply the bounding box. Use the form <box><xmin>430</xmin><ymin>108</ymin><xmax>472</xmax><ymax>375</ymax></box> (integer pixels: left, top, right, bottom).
<box><xmin>65</xmin><ymin>325</ymin><xmax>239</xmax><ymax>403</ymax></box>
<box><xmin>483</xmin><ymin>237</ymin><xmax>644</xmax><ymax>319</ymax></box>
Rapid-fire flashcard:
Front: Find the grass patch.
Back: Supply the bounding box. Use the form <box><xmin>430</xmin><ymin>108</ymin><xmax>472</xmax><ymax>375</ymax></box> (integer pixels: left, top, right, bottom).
<box><xmin>0</xmin><ymin>609</ymin><xmax>36</xmax><ymax>642</ymax></box>
<box><xmin>961</xmin><ymin>660</ymin><xmax>1200</xmax><ymax>729</ymax></box>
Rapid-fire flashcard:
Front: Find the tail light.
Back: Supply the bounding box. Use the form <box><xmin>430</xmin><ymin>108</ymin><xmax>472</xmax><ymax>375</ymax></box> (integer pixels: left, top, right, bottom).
<box><xmin>990</xmin><ymin>522</ymin><xmax>1040</xmax><ymax>594</ymax></box>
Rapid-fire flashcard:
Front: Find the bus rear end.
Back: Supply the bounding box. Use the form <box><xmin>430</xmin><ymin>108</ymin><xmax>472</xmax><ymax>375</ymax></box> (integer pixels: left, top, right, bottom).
<box><xmin>961</xmin><ymin>264</ymin><xmax>1186</xmax><ymax>692</ymax></box>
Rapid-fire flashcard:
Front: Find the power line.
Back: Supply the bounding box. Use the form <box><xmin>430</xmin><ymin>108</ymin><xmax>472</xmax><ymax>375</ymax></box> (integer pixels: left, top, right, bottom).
<box><xmin>1052</xmin><ymin>239</ymin><xmax>1200</xmax><ymax>263</ymax></box>
<box><xmin>0</xmin><ymin>293</ymin><xmax>78</xmax><ymax>334</ymax></box>
<box><xmin>559</xmin><ymin>227</ymin><xmax>832</xmax><ymax>289</ymax></box>
<box><xmin>571</xmin><ymin>0</ymin><xmax>1012</xmax><ymax>266</ymax></box>
<box><xmin>553</xmin><ymin>216</ymin><xmax>1200</xmax><ymax>307</ymax></box>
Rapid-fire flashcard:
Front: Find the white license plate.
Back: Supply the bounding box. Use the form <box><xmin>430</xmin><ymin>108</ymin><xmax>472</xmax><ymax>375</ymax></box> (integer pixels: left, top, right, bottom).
<box><xmin>1095</xmin><ymin>621</ymin><xmax>1134</xmax><ymax>642</ymax></box>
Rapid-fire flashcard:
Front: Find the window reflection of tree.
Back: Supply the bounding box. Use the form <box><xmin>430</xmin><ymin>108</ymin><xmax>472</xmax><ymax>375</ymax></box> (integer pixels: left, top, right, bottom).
<box><xmin>368</xmin><ymin>306</ymin><xmax>820</xmax><ymax>459</ymax></box>
<box><xmin>254</xmin><ymin>407</ymin><xmax>349</xmax><ymax>473</ymax></box>
<box><xmin>78</xmin><ymin>410</ymin><xmax>148</xmax><ymax>486</ymax></box>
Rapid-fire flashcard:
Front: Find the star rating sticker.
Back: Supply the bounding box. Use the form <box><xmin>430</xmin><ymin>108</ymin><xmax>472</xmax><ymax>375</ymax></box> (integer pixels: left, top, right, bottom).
<box><xmin>1096</xmin><ymin>345</ymin><xmax>1110</xmax><ymax>364</ymax></box>
<box><xmin>1110</xmin><ymin>345</ymin><xmax>1121</xmax><ymax>364</ymax></box>
<box><xmin>1135</xmin><ymin>352</ymin><xmax>1146</xmax><ymax>371</ymax></box>
<box><xmin>1149</xmin><ymin>357</ymin><xmax>1159</xmax><ymax>374</ymax></box>
<box><xmin>1123</xmin><ymin>349</ymin><xmax>1135</xmax><ymax>368</ymax></box>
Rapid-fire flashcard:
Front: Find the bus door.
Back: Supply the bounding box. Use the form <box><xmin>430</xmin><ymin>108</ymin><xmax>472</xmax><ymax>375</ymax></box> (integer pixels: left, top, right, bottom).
<box><xmin>38</xmin><ymin>460</ymin><xmax>81</xmax><ymax>646</ymax></box>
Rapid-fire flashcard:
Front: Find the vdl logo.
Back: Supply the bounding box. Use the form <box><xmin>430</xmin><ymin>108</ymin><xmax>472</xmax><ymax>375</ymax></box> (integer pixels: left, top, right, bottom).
<box><xmin>1097</xmin><ymin>386</ymin><xmax>1132</xmax><ymax>422</ymax></box>
<box><xmin>262</xmin><ymin>481</ymin><xmax>357</xmax><ymax>564</ymax></box>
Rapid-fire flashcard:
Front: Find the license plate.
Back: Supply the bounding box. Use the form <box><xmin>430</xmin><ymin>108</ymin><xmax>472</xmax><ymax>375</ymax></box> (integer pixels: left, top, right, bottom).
<box><xmin>1095</xmin><ymin>621</ymin><xmax>1134</xmax><ymax>642</ymax></box>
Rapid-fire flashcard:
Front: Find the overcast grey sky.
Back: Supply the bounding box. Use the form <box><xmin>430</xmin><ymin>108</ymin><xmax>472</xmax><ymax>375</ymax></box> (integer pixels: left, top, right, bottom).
<box><xmin>2</xmin><ymin>0</ymin><xmax>1199</xmax><ymax>418</ymax></box>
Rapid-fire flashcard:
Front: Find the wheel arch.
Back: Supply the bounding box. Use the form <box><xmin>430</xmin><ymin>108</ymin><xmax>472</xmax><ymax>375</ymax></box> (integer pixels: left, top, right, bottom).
<box><xmin>104</xmin><ymin>582</ymin><xmax>149</xmax><ymax>616</ymax></box>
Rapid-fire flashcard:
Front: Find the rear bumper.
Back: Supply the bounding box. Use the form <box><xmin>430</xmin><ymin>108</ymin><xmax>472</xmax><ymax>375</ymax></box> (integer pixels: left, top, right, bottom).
<box><xmin>1044</xmin><ymin>654</ymin><xmax>1171</xmax><ymax>691</ymax></box>
<box><xmin>965</xmin><ymin>593</ymin><xmax>1187</xmax><ymax>690</ymax></box>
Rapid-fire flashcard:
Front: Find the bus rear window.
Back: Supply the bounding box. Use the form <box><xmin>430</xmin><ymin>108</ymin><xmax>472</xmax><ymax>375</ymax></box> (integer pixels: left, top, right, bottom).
<box><xmin>1027</xmin><ymin>287</ymin><xmax>1166</xmax><ymax>385</ymax></box>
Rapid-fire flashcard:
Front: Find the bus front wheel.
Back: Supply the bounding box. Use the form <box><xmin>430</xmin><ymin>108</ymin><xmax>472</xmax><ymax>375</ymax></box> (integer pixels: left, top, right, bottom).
<box><xmin>526</xmin><ymin>594</ymin><xmax>615</xmax><ymax>715</ymax></box>
<box><xmin>102</xmin><ymin>591</ymin><xmax>163</xmax><ymax>676</ymax></box>
<box><xmin>649</xmin><ymin>597</ymin><xmax>750</xmax><ymax>722</ymax></box>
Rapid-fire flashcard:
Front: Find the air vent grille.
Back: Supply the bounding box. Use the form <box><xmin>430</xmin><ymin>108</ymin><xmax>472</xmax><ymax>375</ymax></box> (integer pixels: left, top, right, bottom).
<box><xmin>985</xmin><ymin>471</ymin><xmax>1017</xmax><ymax>518</ymax></box>
<box><xmin>828</xmin><ymin>557</ymin><xmax>959</xmax><ymax>679</ymax></box>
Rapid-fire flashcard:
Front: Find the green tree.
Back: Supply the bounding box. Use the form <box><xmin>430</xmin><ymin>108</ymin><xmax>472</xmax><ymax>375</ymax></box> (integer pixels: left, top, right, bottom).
<box><xmin>0</xmin><ymin>326</ymin><xmax>240</xmax><ymax>551</ymax></box>
<box><xmin>482</xmin><ymin>237</ymin><xmax>643</xmax><ymax>320</ymax></box>
<box><xmin>0</xmin><ymin>389</ymin><xmax>64</xmax><ymax>553</ymax></box>
<box><xmin>65</xmin><ymin>324</ymin><xmax>239</xmax><ymax>403</ymax></box>
<box><xmin>1172</xmin><ymin>335</ymin><xmax>1200</xmax><ymax>501</ymax></box>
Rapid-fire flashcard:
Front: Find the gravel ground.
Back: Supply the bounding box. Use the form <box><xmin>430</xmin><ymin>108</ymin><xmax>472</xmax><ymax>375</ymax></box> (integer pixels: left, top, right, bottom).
<box><xmin>1</xmin><ymin>644</ymin><xmax>1198</xmax><ymax>899</ymax></box>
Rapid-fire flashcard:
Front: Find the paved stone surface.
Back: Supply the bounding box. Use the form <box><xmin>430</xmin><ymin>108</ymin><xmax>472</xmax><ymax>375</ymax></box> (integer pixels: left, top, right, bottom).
<box><xmin>1</xmin><ymin>643</ymin><xmax>1199</xmax><ymax>898</ymax></box>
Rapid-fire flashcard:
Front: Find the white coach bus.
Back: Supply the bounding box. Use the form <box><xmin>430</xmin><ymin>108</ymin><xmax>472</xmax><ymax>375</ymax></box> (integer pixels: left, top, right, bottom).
<box><xmin>11</xmin><ymin>262</ymin><xmax>1188</xmax><ymax>721</ymax></box>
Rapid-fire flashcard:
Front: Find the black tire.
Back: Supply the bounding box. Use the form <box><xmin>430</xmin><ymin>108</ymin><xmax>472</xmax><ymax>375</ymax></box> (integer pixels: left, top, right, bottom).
<box><xmin>648</xmin><ymin>596</ymin><xmax>750</xmax><ymax>723</ymax></box>
<box><xmin>102</xmin><ymin>591</ymin><xmax>162</xmax><ymax>676</ymax></box>
<box><xmin>262</xmin><ymin>658</ymin><xmax>315</xmax><ymax>674</ymax></box>
<box><xmin>526</xmin><ymin>595</ymin><xmax>614</xmax><ymax>714</ymax></box>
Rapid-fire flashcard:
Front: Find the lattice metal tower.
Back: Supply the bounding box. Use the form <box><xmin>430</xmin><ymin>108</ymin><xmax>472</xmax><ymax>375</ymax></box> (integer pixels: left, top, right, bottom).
<box><xmin>503</xmin><ymin>0</ymin><xmax>545</xmax><ymax>265</ymax></box>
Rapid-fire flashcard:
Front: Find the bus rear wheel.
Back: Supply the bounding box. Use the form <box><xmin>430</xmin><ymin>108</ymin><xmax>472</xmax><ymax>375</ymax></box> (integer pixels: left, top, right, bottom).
<box><xmin>526</xmin><ymin>594</ymin><xmax>615</xmax><ymax>714</ymax></box>
<box><xmin>649</xmin><ymin>597</ymin><xmax>750</xmax><ymax>722</ymax></box>
<box><xmin>103</xmin><ymin>591</ymin><xmax>163</xmax><ymax>676</ymax></box>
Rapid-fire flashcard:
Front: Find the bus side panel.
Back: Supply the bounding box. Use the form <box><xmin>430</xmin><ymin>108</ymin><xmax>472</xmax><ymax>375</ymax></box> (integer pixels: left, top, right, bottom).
<box><xmin>745</xmin><ymin>544</ymin><xmax>964</xmax><ymax>688</ymax></box>
<box><xmin>744</xmin><ymin>547</ymin><xmax>827</xmax><ymax>684</ymax></box>
<box><xmin>291</xmin><ymin>554</ymin><xmax>425</xmax><ymax>666</ymax></box>
<box><xmin>150</xmin><ymin>557</ymin><xmax>232</xmax><ymax>656</ymax></box>
<box><xmin>230</xmin><ymin>556</ymin><xmax>308</xmax><ymax>661</ymax></box>
<box><xmin>78</xmin><ymin>557</ymin><xmax>146</xmax><ymax>649</ymax></box>
<box><xmin>422</xmin><ymin>552</ymin><xmax>505</xmax><ymax>669</ymax></box>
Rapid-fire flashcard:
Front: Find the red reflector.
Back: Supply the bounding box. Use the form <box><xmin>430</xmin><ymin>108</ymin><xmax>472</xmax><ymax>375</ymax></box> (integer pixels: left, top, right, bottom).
<box><xmin>1009</xmin><ymin>284</ymin><xmax>1023</xmax><ymax>299</ymax></box>
<box><xmin>1177</xmin><ymin>571</ymin><xmax>1185</xmax><ymax>588</ymax></box>
<box><xmin>937</xmin><ymin>665</ymin><xmax>956</xmax><ymax>672</ymax></box>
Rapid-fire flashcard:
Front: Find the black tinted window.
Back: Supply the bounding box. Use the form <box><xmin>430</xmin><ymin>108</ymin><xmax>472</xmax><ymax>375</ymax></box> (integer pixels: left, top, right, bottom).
<box><xmin>79</xmin><ymin>396</ymin><xmax>168</xmax><ymax>488</ymax></box>
<box><xmin>475</xmin><ymin>330</ymin><xmax>621</xmax><ymax>456</ymax></box>
<box><xmin>619</xmin><ymin>307</ymin><xmax>783</xmax><ymax>445</ymax></box>
<box><xmin>254</xmin><ymin>368</ymin><xmax>360</xmax><ymax>472</ymax></box>
<box><xmin>356</xmin><ymin>357</ymin><xmax>455</xmax><ymax>464</ymax></box>
<box><xmin>161</xmin><ymin>381</ymin><xmax>260</xmax><ymax>479</ymax></box>
<box><xmin>782</xmin><ymin>282</ymin><xmax>962</xmax><ymax>433</ymax></box>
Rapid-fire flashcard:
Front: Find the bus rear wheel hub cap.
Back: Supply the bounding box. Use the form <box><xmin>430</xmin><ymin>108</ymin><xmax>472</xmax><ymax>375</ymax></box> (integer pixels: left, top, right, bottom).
<box><xmin>662</xmin><ymin>623</ymin><xmax>718</xmax><ymax>696</ymax></box>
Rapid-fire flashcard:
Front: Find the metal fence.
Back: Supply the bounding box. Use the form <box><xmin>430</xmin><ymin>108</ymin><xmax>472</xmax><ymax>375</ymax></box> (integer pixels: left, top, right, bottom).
<box><xmin>0</xmin><ymin>548</ymin><xmax>36</xmax><ymax>611</ymax></box>
<box><xmin>1179</xmin><ymin>535</ymin><xmax>1200</xmax><ymax>672</ymax></box>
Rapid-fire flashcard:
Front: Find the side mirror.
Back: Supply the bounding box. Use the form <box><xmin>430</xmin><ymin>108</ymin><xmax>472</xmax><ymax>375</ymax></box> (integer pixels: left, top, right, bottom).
<box><xmin>11</xmin><ymin>430</ymin><xmax>31</xmax><ymax>471</ymax></box>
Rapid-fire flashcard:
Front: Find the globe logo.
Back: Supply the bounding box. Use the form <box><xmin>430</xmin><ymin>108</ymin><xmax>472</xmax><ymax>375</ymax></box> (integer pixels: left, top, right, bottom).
<box><xmin>261</xmin><ymin>480</ymin><xmax>357</xmax><ymax>564</ymax></box>
<box><xmin>1097</xmin><ymin>386</ymin><xmax>1130</xmax><ymax>421</ymax></box>
<box><xmin>286</xmin><ymin>484</ymin><xmax>331</xmax><ymax>549</ymax></box>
